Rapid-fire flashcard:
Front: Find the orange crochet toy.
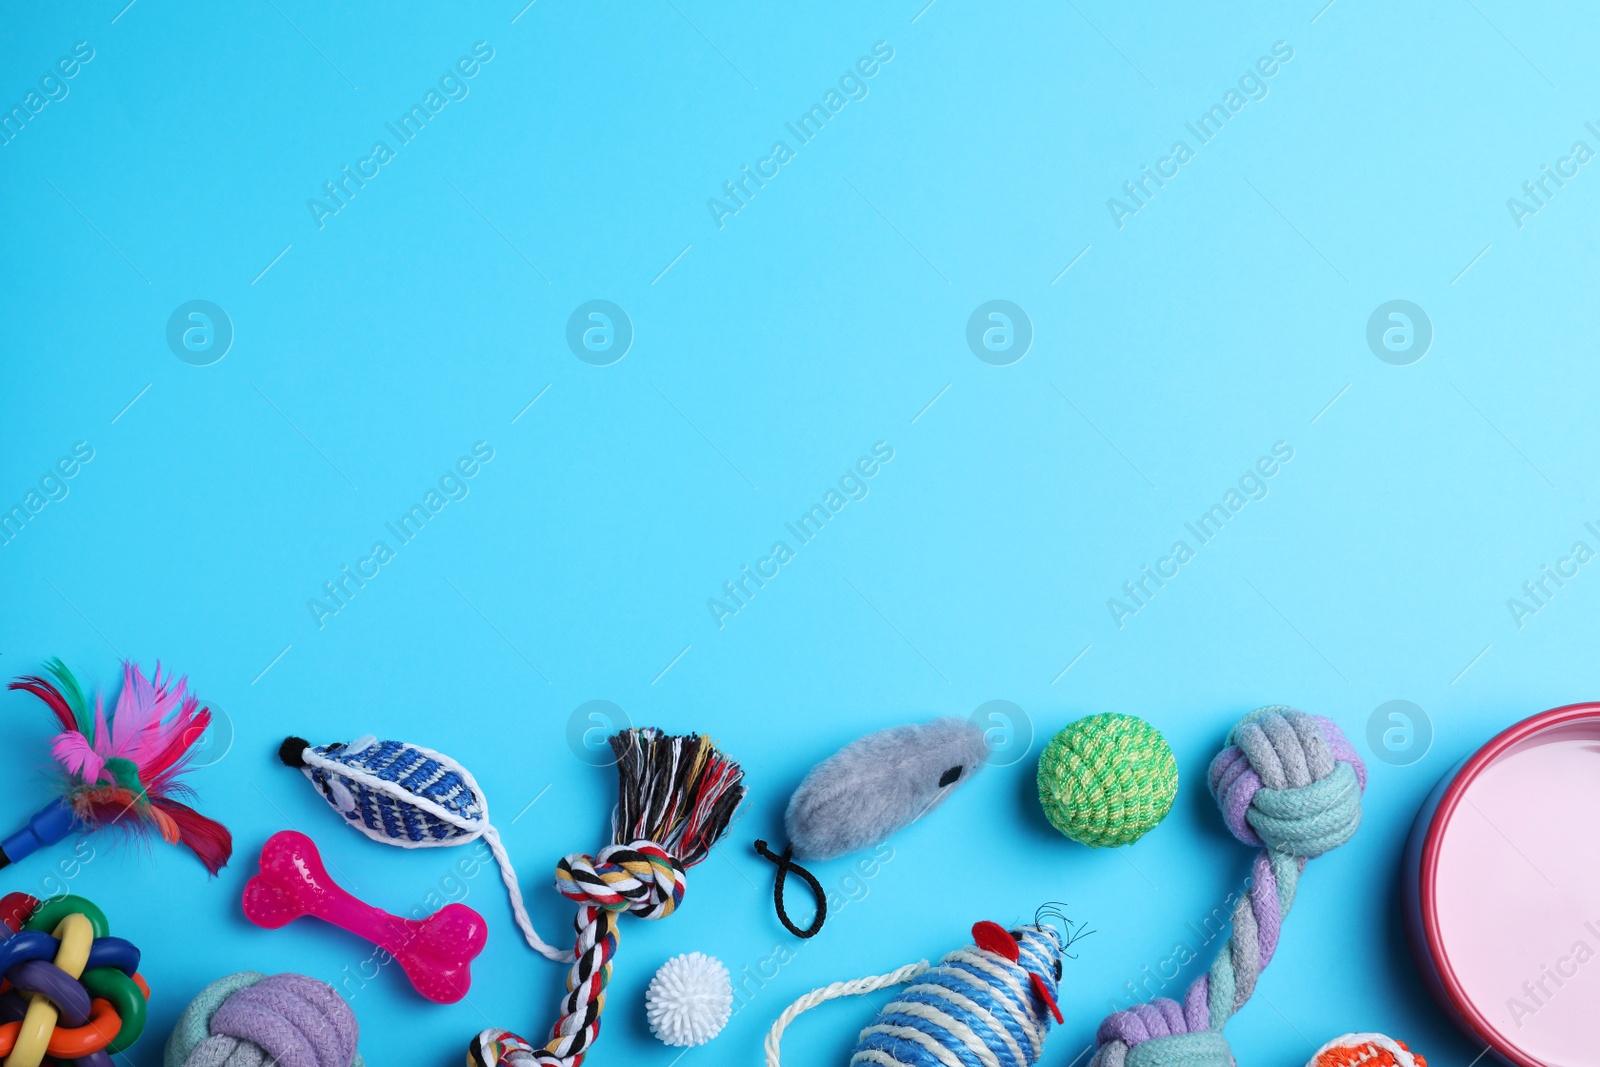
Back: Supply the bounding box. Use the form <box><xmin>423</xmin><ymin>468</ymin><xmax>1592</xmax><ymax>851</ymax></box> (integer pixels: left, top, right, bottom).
<box><xmin>1309</xmin><ymin>1034</ymin><xmax>1426</xmax><ymax>1067</ymax></box>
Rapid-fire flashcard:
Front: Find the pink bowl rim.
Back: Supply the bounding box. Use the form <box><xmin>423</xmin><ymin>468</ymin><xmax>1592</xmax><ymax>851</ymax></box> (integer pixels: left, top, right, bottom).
<box><xmin>1418</xmin><ymin>701</ymin><xmax>1600</xmax><ymax>1067</ymax></box>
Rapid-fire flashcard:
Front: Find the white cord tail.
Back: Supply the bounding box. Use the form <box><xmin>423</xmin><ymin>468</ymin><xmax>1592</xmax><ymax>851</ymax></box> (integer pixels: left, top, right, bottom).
<box><xmin>484</xmin><ymin>822</ymin><xmax>575</xmax><ymax>963</ymax></box>
<box><xmin>764</xmin><ymin>960</ymin><xmax>930</xmax><ymax>1067</ymax></box>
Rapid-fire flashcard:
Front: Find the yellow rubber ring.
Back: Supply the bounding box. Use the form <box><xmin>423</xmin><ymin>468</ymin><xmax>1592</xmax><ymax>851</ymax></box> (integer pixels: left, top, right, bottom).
<box><xmin>50</xmin><ymin>913</ymin><xmax>93</xmax><ymax>978</ymax></box>
<box><xmin>7</xmin><ymin>913</ymin><xmax>93</xmax><ymax>1067</ymax></box>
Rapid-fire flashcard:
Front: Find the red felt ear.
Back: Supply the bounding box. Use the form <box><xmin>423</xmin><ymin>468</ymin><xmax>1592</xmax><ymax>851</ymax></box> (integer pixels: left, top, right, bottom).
<box><xmin>1029</xmin><ymin>972</ymin><xmax>1064</xmax><ymax>1024</ymax></box>
<box><xmin>971</xmin><ymin>921</ymin><xmax>1020</xmax><ymax>961</ymax></box>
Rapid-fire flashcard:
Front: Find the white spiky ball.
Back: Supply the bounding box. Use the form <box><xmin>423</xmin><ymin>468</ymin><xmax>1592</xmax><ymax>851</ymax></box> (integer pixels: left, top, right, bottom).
<box><xmin>645</xmin><ymin>952</ymin><xmax>733</xmax><ymax>1047</ymax></box>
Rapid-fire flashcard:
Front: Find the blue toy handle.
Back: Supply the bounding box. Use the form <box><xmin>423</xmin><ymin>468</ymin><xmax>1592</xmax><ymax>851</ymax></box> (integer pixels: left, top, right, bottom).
<box><xmin>0</xmin><ymin>798</ymin><xmax>79</xmax><ymax>869</ymax></box>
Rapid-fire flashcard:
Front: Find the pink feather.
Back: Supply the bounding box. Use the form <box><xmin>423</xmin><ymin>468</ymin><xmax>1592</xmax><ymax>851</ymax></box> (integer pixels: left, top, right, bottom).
<box><xmin>141</xmin><ymin>700</ymin><xmax>209</xmax><ymax>791</ymax></box>
<box><xmin>107</xmin><ymin>662</ymin><xmax>188</xmax><ymax>767</ymax></box>
<box><xmin>91</xmin><ymin>696</ymin><xmax>110</xmax><ymax>763</ymax></box>
<box><xmin>46</xmin><ymin>663</ymin><xmax>206</xmax><ymax>787</ymax></box>
<box><xmin>50</xmin><ymin>731</ymin><xmax>106</xmax><ymax>784</ymax></box>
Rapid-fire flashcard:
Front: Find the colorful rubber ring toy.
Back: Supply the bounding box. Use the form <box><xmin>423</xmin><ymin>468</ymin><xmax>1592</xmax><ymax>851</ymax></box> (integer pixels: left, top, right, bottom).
<box><xmin>0</xmin><ymin>892</ymin><xmax>150</xmax><ymax>1067</ymax></box>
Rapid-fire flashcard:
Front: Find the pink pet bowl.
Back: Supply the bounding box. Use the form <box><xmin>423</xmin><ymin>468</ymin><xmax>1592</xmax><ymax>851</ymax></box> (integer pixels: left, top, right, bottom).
<box><xmin>1403</xmin><ymin>703</ymin><xmax>1600</xmax><ymax>1067</ymax></box>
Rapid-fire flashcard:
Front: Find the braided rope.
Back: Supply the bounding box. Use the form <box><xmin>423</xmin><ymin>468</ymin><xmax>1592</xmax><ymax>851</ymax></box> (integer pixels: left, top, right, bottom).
<box><xmin>473</xmin><ymin>842</ymin><xmax>689</xmax><ymax>1067</ymax></box>
<box><xmin>1090</xmin><ymin>707</ymin><xmax>1366</xmax><ymax>1067</ymax></box>
<box><xmin>764</xmin><ymin>961</ymin><xmax>931</xmax><ymax>1067</ymax></box>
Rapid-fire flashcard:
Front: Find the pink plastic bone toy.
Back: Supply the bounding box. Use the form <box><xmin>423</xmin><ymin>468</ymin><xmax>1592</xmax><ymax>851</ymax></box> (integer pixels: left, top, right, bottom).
<box><xmin>242</xmin><ymin>829</ymin><xmax>488</xmax><ymax>1003</ymax></box>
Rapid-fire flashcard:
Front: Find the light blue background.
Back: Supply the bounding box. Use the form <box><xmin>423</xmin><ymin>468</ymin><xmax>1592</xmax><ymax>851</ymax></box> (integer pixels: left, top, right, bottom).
<box><xmin>3</xmin><ymin>1</ymin><xmax>1597</xmax><ymax>1065</ymax></box>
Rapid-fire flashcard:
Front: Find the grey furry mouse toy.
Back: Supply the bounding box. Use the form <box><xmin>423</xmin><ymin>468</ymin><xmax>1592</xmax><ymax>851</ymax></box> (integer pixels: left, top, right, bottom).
<box><xmin>755</xmin><ymin>718</ymin><xmax>989</xmax><ymax>937</ymax></box>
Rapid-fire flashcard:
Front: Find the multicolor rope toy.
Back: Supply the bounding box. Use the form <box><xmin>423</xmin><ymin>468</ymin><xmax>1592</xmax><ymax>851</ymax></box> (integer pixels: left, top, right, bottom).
<box><xmin>765</xmin><ymin>912</ymin><xmax>1083</xmax><ymax>1067</ymax></box>
<box><xmin>1090</xmin><ymin>706</ymin><xmax>1367</xmax><ymax>1067</ymax></box>
<box><xmin>5</xmin><ymin>660</ymin><xmax>231</xmax><ymax>875</ymax></box>
<box><xmin>278</xmin><ymin>735</ymin><xmax>570</xmax><ymax>962</ymax></box>
<box><xmin>0</xmin><ymin>892</ymin><xmax>151</xmax><ymax>1067</ymax></box>
<box><xmin>468</xmin><ymin>728</ymin><xmax>746</xmax><ymax>1067</ymax></box>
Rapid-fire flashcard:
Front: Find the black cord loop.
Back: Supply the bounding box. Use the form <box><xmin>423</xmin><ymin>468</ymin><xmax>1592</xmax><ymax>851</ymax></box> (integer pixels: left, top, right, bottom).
<box><xmin>753</xmin><ymin>839</ymin><xmax>827</xmax><ymax>939</ymax></box>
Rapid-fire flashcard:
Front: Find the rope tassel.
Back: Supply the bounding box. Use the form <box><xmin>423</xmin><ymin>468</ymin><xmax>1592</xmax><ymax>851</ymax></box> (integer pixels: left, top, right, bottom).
<box><xmin>469</xmin><ymin>729</ymin><xmax>746</xmax><ymax>1067</ymax></box>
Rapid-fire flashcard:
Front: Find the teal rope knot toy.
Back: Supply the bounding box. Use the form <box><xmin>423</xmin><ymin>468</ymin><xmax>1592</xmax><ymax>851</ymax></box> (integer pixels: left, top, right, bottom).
<box><xmin>1090</xmin><ymin>706</ymin><xmax>1366</xmax><ymax>1067</ymax></box>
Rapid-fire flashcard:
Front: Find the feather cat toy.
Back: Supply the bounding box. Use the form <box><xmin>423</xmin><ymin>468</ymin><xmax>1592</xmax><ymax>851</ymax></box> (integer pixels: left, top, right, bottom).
<box><xmin>3</xmin><ymin>659</ymin><xmax>231</xmax><ymax>873</ymax></box>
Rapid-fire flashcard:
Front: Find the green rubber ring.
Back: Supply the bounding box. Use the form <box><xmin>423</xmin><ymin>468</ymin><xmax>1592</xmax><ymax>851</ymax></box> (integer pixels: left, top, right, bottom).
<box><xmin>81</xmin><ymin>966</ymin><xmax>146</xmax><ymax>1052</ymax></box>
<box><xmin>23</xmin><ymin>895</ymin><xmax>108</xmax><ymax>938</ymax></box>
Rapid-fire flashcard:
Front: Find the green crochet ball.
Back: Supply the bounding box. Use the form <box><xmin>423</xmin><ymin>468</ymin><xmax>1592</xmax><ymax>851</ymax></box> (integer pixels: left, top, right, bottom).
<box><xmin>1036</xmin><ymin>713</ymin><xmax>1177</xmax><ymax>847</ymax></box>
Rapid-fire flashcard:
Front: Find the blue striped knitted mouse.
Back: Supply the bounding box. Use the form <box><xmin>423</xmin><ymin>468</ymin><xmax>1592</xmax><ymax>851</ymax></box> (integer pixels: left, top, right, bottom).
<box><xmin>278</xmin><ymin>735</ymin><xmax>571</xmax><ymax>963</ymax></box>
<box><xmin>765</xmin><ymin>913</ymin><xmax>1080</xmax><ymax>1067</ymax></box>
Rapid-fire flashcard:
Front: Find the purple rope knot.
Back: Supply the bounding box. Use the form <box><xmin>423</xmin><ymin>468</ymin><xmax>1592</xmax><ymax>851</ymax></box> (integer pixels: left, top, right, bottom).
<box><xmin>1097</xmin><ymin>998</ymin><xmax>1194</xmax><ymax>1046</ymax></box>
<box><xmin>1208</xmin><ymin>707</ymin><xmax>1366</xmax><ymax>856</ymax></box>
<box><xmin>164</xmin><ymin>972</ymin><xmax>362</xmax><ymax>1067</ymax></box>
